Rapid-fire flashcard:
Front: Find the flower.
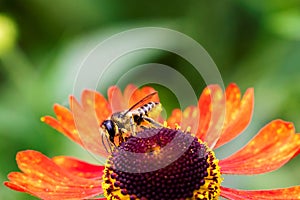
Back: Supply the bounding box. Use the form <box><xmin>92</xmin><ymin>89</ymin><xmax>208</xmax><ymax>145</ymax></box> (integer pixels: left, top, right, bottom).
<box><xmin>5</xmin><ymin>83</ymin><xmax>300</xmax><ymax>199</ymax></box>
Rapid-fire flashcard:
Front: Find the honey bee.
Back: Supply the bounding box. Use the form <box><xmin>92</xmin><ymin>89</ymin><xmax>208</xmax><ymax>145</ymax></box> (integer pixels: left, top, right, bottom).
<box><xmin>100</xmin><ymin>92</ymin><xmax>162</xmax><ymax>152</ymax></box>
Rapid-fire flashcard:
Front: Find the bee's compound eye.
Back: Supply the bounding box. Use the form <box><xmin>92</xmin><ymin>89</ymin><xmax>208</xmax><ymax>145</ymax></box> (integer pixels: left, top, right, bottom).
<box><xmin>102</xmin><ymin>120</ymin><xmax>116</xmax><ymax>143</ymax></box>
<box><xmin>102</xmin><ymin>120</ymin><xmax>114</xmax><ymax>131</ymax></box>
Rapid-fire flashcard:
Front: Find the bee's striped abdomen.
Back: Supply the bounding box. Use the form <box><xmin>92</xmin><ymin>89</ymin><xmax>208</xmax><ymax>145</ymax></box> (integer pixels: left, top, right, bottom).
<box><xmin>134</xmin><ymin>102</ymin><xmax>158</xmax><ymax>116</ymax></box>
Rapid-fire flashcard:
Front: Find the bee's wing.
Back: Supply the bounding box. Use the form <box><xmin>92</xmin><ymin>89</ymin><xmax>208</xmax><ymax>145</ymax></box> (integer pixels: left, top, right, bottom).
<box><xmin>122</xmin><ymin>92</ymin><xmax>158</xmax><ymax>115</ymax></box>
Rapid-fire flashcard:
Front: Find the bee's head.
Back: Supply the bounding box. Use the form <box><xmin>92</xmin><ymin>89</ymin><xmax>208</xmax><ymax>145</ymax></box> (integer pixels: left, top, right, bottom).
<box><xmin>101</xmin><ymin>120</ymin><xmax>116</xmax><ymax>144</ymax></box>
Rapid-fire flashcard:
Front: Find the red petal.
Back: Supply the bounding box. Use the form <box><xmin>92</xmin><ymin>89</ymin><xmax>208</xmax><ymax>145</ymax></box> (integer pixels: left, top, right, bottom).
<box><xmin>214</xmin><ymin>84</ymin><xmax>254</xmax><ymax>148</ymax></box>
<box><xmin>220</xmin><ymin>120</ymin><xmax>300</xmax><ymax>175</ymax></box>
<box><xmin>5</xmin><ymin>150</ymin><xmax>103</xmax><ymax>199</ymax></box>
<box><xmin>293</xmin><ymin>148</ymin><xmax>300</xmax><ymax>159</ymax></box>
<box><xmin>52</xmin><ymin>156</ymin><xmax>104</xmax><ymax>179</ymax></box>
<box><xmin>220</xmin><ymin>186</ymin><xmax>300</xmax><ymax>200</ymax></box>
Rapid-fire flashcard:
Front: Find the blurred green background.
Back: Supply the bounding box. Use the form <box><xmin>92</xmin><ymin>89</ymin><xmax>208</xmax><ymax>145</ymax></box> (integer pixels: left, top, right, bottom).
<box><xmin>1</xmin><ymin>0</ymin><xmax>300</xmax><ymax>199</ymax></box>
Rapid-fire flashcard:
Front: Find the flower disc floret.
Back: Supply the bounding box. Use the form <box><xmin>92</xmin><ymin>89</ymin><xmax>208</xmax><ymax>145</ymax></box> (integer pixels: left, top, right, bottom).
<box><xmin>102</xmin><ymin>128</ymin><xmax>221</xmax><ymax>200</ymax></box>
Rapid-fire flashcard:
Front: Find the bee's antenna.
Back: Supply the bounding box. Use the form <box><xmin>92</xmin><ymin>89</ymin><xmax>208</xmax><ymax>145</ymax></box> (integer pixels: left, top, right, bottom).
<box><xmin>101</xmin><ymin>129</ymin><xmax>113</xmax><ymax>153</ymax></box>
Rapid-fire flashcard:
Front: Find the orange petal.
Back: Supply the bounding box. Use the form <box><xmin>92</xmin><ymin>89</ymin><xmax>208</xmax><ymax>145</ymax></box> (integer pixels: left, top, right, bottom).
<box><xmin>71</xmin><ymin>95</ymin><xmax>110</xmax><ymax>157</ymax></box>
<box><xmin>41</xmin><ymin>104</ymin><xmax>83</xmax><ymax>146</ymax></box>
<box><xmin>196</xmin><ymin>84</ymin><xmax>225</xmax><ymax>148</ymax></box>
<box><xmin>52</xmin><ymin>156</ymin><xmax>104</xmax><ymax>179</ymax></box>
<box><xmin>219</xmin><ymin>120</ymin><xmax>300</xmax><ymax>175</ymax></box>
<box><xmin>80</xmin><ymin>90</ymin><xmax>112</xmax><ymax>124</ymax></box>
<box><xmin>108</xmin><ymin>86</ymin><xmax>126</xmax><ymax>112</ymax></box>
<box><xmin>220</xmin><ymin>186</ymin><xmax>300</xmax><ymax>200</ymax></box>
<box><xmin>5</xmin><ymin>150</ymin><xmax>103</xmax><ymax>199</ymax></box>
<box><xmin>123</xmin><ymin>84</ymin><xmax>139</xmax><ymax>105</ymax></box>
<box><xmin>166</xmin><ymin>108</ymin><xmax>182</xmax><ymax>129</ymax></box>
<box><xmin>128</xmin><ymin>85</ymin><xmax>159</xmax><ymax>107</ymax></box>
<box><xmin>108</xmin><ymin>84</ymin><xmax>159</xmax><ymax>112</ymax></box>
<box><xmin>167</xmin><ymin>106</ymin><xmax>199</xmax><ymax>133</ymax></box>
<box><xmin>181</xmin><ymin>106</ymin><xmax>200</xmax><ymax>133</ymax></box>
<box><xmin>195</xmin><ymin>83</ymin><xmax>254</xmax><ymax>149</ymax></box>
<box><xmin>214</xmin><ymin>84</ymin><xmax>254</xmax><ymax>148</ymax></box>
<box><xmin>42</xmin><ymin>90</ymin><xmax>112</xmax><ymax>153</ymax></box>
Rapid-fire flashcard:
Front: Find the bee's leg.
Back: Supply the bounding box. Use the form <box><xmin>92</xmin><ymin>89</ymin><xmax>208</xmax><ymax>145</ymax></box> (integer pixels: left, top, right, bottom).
<box><xmin>119</xmin><ymin>135</ymin><xmax>124</xmax><ymax>144</ymax></box>
<box><xmin>140</xmin><ymin>125</ymin><xmax>148</xmax><ymax>130</ymax></box>
<box><xmin>129</xmin><ymin>117</ymin><xmax>137</xmax><ymax>136</ymax></box>
<box><xmin>143</xmin><ymin>116</ymin><xmax>163</xmax><ymax>128</ymax></box>
<box><xmin>117</xmin><ymin>128</ymin><xmax>128</xmax><ymax>145</ymax></box>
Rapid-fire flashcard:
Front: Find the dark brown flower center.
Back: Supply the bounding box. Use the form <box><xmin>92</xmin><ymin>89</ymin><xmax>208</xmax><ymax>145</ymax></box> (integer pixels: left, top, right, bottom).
<box><xmin>102</xmin><ymin>128</ymin><xmax>221</xmax><ymax>200</ymax></box>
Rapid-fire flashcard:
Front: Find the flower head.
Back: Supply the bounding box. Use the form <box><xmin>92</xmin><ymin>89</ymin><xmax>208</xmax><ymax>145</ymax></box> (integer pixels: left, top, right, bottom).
<box><xmin>102</xmin><ymin>128</ymin><xmax>221</xmax><ymax>199</ymax></box>
<box><xmin>5</xmin><ymin>83</ymin><xmax>300</xmax><ymax>199</ymax></box>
